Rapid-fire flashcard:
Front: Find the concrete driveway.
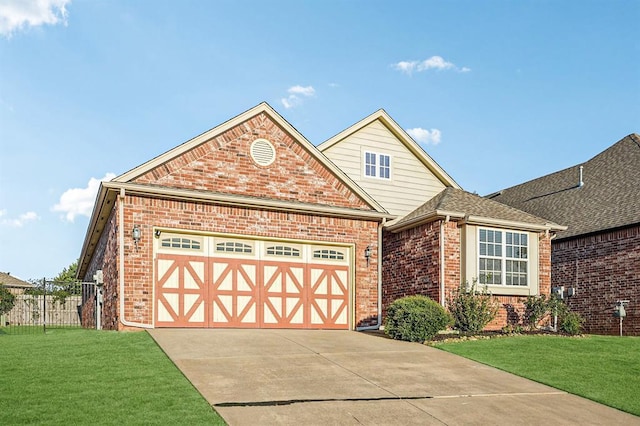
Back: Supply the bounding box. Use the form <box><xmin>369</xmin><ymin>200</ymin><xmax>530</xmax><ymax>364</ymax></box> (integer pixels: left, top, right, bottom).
<box><xmin>149</xmin><ymin>329</ymin><xmax>638</xmax><ymax>425</ymax></box>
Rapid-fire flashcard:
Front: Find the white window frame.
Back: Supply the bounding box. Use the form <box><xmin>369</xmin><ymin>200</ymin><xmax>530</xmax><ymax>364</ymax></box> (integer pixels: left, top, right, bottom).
<box><xmin>363</xmin><ymin>151</ymin><xmax>391</xmax><ymax>180</ymax></box>
<box><xmin>478</xmin><ymin>228</ymin><xmax>529</xmax><ymax>287</ymax></box>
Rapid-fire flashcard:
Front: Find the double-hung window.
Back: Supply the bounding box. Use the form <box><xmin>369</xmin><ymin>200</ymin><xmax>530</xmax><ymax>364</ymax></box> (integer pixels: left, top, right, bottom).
<box><xmin>479</xmin><ymin>228</ymin><xmax>528</xmax><ymax>286</ymax></box>
<box><xmin>364</xmin><ymin>151</ymin><xmax>391</xmax><ymax>179</ymax></box>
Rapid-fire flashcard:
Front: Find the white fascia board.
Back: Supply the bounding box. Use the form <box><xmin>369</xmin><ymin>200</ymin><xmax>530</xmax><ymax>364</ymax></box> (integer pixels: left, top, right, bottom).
<box><xmin>105</xmin><ymin>181</ymin><xmax>394</xmax><ymax>220</ymax></box>
<box><xmin>385</xmin><ymin>210</ymin><xmax>466</xmax><ymax>232</ymax></box>
<box><xmin>77</xmin><ymin>183</ymin><xmax>117</xmax><ymax>279</ymax></box>
<box><xmin>463</xmin><ymin>215</ymin><xmax>568</xmax><ymax>232</ymax></box>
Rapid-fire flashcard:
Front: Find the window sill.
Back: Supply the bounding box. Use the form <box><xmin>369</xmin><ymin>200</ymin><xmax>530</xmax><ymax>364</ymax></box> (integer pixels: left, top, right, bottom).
<box><xmin>484</xmin><ymin>285</ymin><xmax>538</xmax><ymax>297</ymax></box>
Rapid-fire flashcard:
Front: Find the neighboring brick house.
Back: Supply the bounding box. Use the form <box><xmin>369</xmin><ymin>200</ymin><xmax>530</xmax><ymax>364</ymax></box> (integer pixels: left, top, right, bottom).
<box><xmin>489</xmin><ymin>134</ymin><xmax>640</xmax><ymax>335</ymax></box>
<box><xmin>78</xmin><ymin>103</ymin><xmax>563</xmax><ymax>331</ymax></box>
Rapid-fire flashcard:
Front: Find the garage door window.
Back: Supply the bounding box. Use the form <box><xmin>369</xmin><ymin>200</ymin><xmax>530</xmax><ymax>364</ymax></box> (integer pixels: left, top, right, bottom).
<box><xmin>161</xmin><ymin>237</ymin><xmax>202</xmax><ymax>250</ymax></box>
<box><xmin>216</xmin><ymin>241</ymin><xmax>253</xmax><ymax>254</ymax></box>
<box><xmin>266</xmin><ymin>245</ymin><xmax>301</xmax><ymax>257</ymax></box>
<box><xmin>313</xmin><ymin>249</ymin><xmax>345</xmax><ymax>260</ymax></box>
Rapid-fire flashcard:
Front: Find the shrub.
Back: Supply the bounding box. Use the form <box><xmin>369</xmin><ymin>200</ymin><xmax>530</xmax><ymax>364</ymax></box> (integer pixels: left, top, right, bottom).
<box><xmin>560</xmin><ymin>311</ymin><xmax>584</xmax><ymax>335</ymax></box>
<box><xmin>524</xmin><ymin>295</ymin><xmax>550</xmax><ymax>330</ymax></box>
<box><xmin>384</xmin><ymin>295</ymin><xmax>452</xmax><ymax>342</ymax></box>
<box><xmin>447</xmin><ymin>280</ymin><xmax>498</xmax><ymax>333</ymax></box>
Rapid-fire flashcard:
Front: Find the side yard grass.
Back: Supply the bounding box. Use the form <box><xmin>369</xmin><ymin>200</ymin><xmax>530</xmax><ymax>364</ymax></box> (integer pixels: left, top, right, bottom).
<box><xmin>0</xmin><ymin>328</ymin><xmax>225</xmax><ymax>425</ymax></box>
<box><xmin>436</xmin><ymin>335</ymin><xmax>640</xmax><ymax>417</ymax></box>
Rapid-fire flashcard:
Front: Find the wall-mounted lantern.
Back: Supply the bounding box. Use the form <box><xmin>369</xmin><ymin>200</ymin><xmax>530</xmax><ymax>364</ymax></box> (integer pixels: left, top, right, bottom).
<box><xmin>364</xmin><ymin>245</ymin><xmax>372</xmax><ymax>266</ymax></box>
<box><xmin>132</xmin><ymin>225</ymin><xmax>141</xmax><ymax>251</ymax></box>
<box><xmin>154</xmin><ymin>229</ymin><xmax>162</xmax><ymax>238</ymax></box>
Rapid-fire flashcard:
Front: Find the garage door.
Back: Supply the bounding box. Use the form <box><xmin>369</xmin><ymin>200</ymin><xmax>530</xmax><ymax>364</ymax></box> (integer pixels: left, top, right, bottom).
<box><xmin>155</xmin><ymin>234</ymin><xmax>350</xmax><ymax>329</ymax></box>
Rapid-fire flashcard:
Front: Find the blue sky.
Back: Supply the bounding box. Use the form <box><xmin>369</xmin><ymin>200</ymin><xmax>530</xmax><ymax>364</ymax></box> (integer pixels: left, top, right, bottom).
<box><xmin>1</xmin><ymin>0</ymin><xmax>638</xmax><ymax>281</ymax></box>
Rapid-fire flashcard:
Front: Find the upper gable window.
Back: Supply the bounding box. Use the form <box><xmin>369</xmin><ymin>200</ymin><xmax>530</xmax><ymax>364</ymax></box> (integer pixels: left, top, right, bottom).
<box><xmin>364</xmin><ymin>151</ymin><xmax>391</xmax><ymax>180</ymax></box>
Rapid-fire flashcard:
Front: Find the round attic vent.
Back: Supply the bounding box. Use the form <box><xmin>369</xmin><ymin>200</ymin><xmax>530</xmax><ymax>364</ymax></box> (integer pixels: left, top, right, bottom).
<box><xmin>250</xmin><ymin>138</ymin><xmax>276</xmax><ymax>166</ymax></box>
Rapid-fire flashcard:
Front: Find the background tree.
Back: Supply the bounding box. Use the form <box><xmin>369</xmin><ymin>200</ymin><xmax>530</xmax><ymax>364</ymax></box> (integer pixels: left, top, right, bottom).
<box><xmin>53</xmin><ymin>259</ymin><xmax>81</xmax><ymax>297</ymax></box>
<box><xmin>54</xmin><ymin>259</ymin><xmax>79</xmax><ymax>283</ymax></box>
<box><xmin>0</xmin><ymin>285</ymin><xmax>16</xmax><ymax>316</ymax></box>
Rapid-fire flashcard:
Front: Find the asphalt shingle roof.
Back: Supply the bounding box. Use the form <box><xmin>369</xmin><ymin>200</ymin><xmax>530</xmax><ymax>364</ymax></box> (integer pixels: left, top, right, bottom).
<box><xmin>392</xmin><ymin>187</ymin><xmax>561</xmax><ymax>230</ymax></box>
<box><xmin>489</xmin><ymin>134</ymin><xmax>640</xmax><ymax>240</ymax></box>
<box><xmin>0</xmin><ymin>272</ymin><xmax>33</xmax><ymax>288</ymax></box>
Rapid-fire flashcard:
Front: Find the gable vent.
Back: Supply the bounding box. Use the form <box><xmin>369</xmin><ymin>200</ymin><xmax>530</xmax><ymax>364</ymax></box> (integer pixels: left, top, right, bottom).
<box><xmin>250</xmin><ymin>139</ymin><xmax>276</xmax><ymax>166</ymax></box>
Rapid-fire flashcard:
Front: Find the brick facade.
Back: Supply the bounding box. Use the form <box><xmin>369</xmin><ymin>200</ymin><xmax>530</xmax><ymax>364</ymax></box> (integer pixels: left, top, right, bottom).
<box><xmin>383</xmin><ymin>221</ymin><xmax>553</xmax><ymax>330</ymax></box>
<box><xmin>382</xmin><ymin>221</ymin><xmax>441</xmax><ymax>309</ymax></box>
<box><xmin>133</xmin><ymin>112</ymin><xmax>370</xmax><ymax>210</ymax></box>
<box><xmin>81</xmin><ymin>206</ymin><xmax>120</xmax><ymax>330</ymax></box>
<box><xmin>552</xmin><ymin>225</ymin><xmax>639</xmax><ymax>336</ymax></box>
<box><xmin>113</xmin><ymin>195</ymin><xmax>379</xmax><ymax>328</ymax></box>
<box><xmin>80</xmin><ymin>109</ymin><xmax>382</xmax><ymax>330</ymax></box>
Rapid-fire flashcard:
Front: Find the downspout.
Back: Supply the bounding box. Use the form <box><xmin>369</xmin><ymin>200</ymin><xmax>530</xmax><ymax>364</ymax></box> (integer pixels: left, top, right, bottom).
<box><xmin>440</xmin><ymin>216</ymin><xmax>450</xmax><ymax>307</ymax></box>
<box><xmin>356</xmin><ymin>217</ymin><xmax>385</xmax><ymax>331</ymax></box>
<box><xmin>118</xmin><ymin>188</ymin><xmax>153</xmax><ymax>329</ymax></box>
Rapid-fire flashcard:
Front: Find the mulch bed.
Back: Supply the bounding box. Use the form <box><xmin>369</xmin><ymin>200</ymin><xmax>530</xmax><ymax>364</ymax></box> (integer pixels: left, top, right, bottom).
<box><xmin>426</xmin><ymin>329</ymin><xmax>583</xmax><ymax>345</ymax></box>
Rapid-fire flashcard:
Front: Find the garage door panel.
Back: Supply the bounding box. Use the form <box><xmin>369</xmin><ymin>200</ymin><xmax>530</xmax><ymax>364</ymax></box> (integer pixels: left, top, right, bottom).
<box><xmin>210</xmin><ymin>258</ymin><xmax>260</xmax><ymax>327</ymax></box>
<box><xmin>156</xmin><ymin>237</ymin><xmax>351</xmax><ymax>329</ymax></box>
<box><xmin>155</xmin><ymin>254</ymin><xmax>208</xmax><ymax>327</ymax></box>
<box><xmin>309</xmin><ymin>265</ymin><xmax>349</xmax><ymax>329</ymax></box>
<box><xmin>262</xmin><ymin>261</ymin><xmax>306</xmax><ymax>328</ymax></box>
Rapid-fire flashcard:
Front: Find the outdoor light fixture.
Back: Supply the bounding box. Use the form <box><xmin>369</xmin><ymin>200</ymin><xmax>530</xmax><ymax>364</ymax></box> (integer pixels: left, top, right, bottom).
<box><xmin>132</xmin><ymin>225</ymin><xmax>141</xmax><ymax>251</ymax></box>
<box><xmin>364</xmin><ymin>245</ymin><xmax>372</xmax><ymax>266</ymax></box>
<box><xmin>154</xmin><ymin>229</ymin><xmax>161</xmax><ymax>238</ymax></box>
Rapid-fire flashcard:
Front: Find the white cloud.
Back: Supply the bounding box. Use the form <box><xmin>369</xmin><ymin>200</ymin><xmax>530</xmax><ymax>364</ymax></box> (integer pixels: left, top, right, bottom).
<box><xmin>0</xmin><ymin>0</ymin><xmax>71</xmax><ymax>37</ymax></box>
<box><xmin>52</xmin><ymin>173</ymin><xmax>116</xmax><ymax>222</ymax></box>
<box><xmin>281</xmin><ymin>85</ymin><xmax>315</xmax><ymax>109</ymax></box>
<box><xmin>287</xmin><ymin>85</ymin><xmax>315</xmax><ymax>97</ymax></box>
<box><xmin>407</xmin><ymin>127</ymin><xmax>442</xmax><ymax>145</ymax></box>
<box><xmin>1</xmin><ymin>210</ymin><xmax>39</xmax><ymax>227</ymax></box>
<box><xmin>393</xmin><ymin>56</ymin><xmax>470</xmax><ymax>75</ymax></box>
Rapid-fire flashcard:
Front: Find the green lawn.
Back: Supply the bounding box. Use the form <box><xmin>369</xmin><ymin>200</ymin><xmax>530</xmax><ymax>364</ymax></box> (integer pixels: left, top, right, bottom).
<box><xmin>436</xmin><ymin>335</ymin><xmax>640</xmax><ymax>416</ymax></box>
<box><xmin>0</xmin><ymin>328</ymin><xmax>226</xmax><ymax>425</ymax></box>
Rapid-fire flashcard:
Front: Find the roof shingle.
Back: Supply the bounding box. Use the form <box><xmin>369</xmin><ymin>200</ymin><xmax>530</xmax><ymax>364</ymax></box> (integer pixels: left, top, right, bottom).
<box><xmin>389</xmin><ymin>187</ymin><xmax>563</xmax><ymax>231</ymax></box>
<box><xmin>489</xmin><ymin>134</ymin><xmax>640</xmax><ymax>240</ymax></box>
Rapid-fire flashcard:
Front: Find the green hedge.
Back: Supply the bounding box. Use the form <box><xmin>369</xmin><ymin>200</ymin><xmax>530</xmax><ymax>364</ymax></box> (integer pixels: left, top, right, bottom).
<box><xmin>384</xmin><ymin>295</ymin><xmax>452</xmax><ymax>342</ymax></box>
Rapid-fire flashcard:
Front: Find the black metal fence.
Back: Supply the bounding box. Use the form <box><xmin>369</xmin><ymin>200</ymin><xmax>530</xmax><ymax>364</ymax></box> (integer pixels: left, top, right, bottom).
<box><xmin>1</xmin><ymin>280</ymin><xmax>95</xmax><ymax>335</ymax></box>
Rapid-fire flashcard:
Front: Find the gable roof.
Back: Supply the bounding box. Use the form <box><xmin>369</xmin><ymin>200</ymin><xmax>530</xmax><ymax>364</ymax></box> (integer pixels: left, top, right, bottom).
<box><xmin>78</xmin><ymin>103</ymin><xmax>394</xmax><ymax>278</ymax></box>
<box><xmin>317</xmin><ymin>109</ymin><xmax>461</xmax><ymax>189</ymax></box>
<box><xmin>488</xmin><ymin>134</ymin><xmax>640</xmax><ymax>240</ymax></box>
<box><xmin>113</xmin><ymin>102</ymin><xmax>385</xmax><ymax>213</ymax></box>
<box><xmin>387</xmin><ymin>187</ymin><xmax>565</xmax><ymax>233</ymax></box>
<box><xmin>0</xmin><ymin>272</ymin><xmax>34</xmax><ymax>288</ymax></box>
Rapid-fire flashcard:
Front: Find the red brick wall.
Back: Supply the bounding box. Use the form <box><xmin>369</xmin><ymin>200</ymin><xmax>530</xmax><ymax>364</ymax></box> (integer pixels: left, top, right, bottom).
<box><xmin>552</xmin><ymin>225</ymin><xmax>639</xmax><ymax>336</ymax></box>
<box><xmin>383</xmin><ymin>222</ymin><xmax>553</xmax><ymax>331</ymax></box>
<box><xmin>382</xmin><ymin>221</ymin><xmax>442</xmax><ymax>314</ymax></box>
<box><xmin>442</xmin><ymin>221</ymin><xmax>461</xmax><ymax>302</ymax></box>
<box><xmin>81</xmin><ymin>206</ymin><xmax>120</xmax><ymax>330</ymax></box>
<box><xmin>119</xmin><ymin>194</ymin><xmax>380</xmax><ymax>329</ymax></box>
<box><xmin>133</xmin><ymin>112</ymin><xmax>370</xmax><ymax>210</ymax></box>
